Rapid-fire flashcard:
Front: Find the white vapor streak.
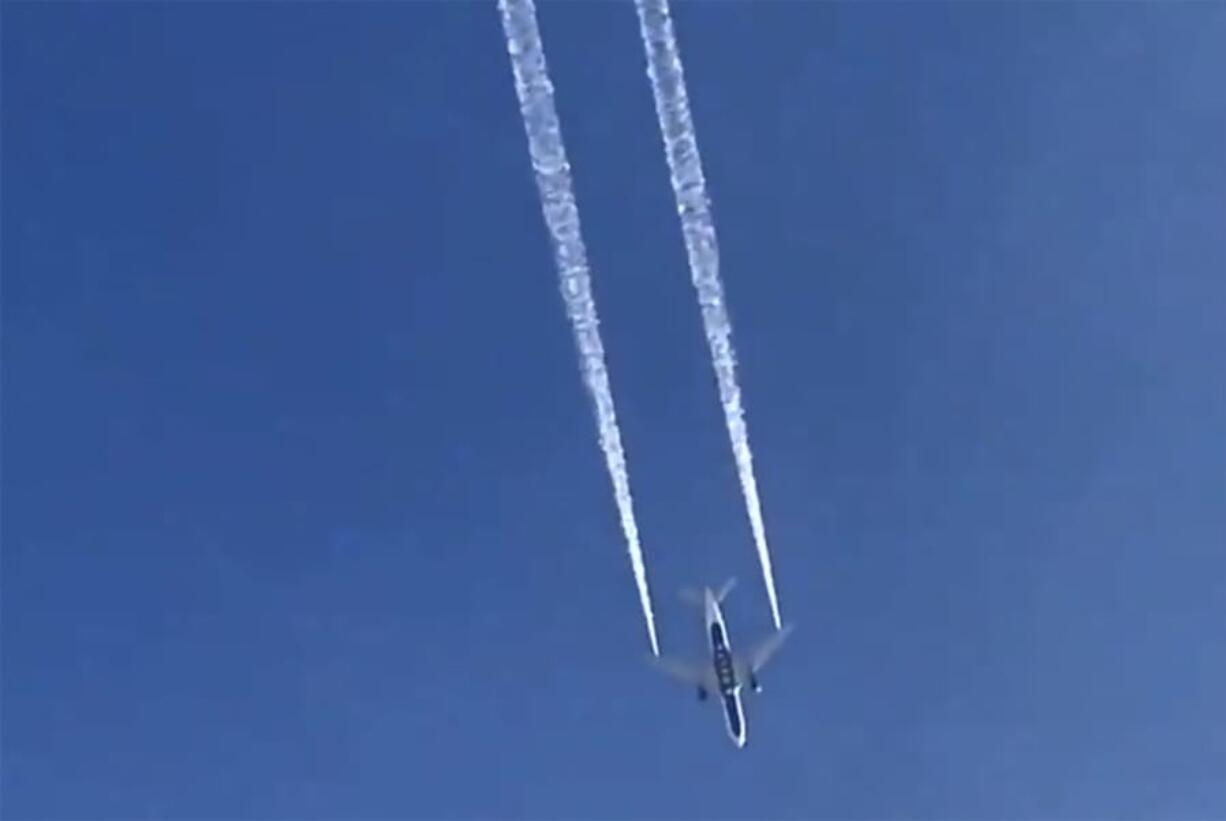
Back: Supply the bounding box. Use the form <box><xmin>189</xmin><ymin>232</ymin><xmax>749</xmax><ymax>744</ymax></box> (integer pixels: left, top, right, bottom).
<box><xmin>634</xmin><ymin>0</ymin><xmax>783</xmax><ymax>629</ymax></box>
<box><xmin>498</xmin><ymin>0</ymin><xmax>661</xmax><ymax>655</ymax></box>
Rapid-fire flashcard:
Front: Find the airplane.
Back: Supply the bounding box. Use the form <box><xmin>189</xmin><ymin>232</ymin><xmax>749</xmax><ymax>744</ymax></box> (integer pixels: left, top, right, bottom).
<box><xmin>648</xmin><ymin>578</ymin><xmax>794</xmax><ymax>748</ymax></box>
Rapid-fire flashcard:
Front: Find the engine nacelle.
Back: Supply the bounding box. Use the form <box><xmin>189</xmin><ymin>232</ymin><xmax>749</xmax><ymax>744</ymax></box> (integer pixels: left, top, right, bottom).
<box><xmin>697</xmin><ymin>686</ymin><xmax>709</xmax><ymax>702</ymax></box>
<box><xmin>749</xmin><ymin>674</ymin><xmax>761</xmax><ymax>694</ymax></box>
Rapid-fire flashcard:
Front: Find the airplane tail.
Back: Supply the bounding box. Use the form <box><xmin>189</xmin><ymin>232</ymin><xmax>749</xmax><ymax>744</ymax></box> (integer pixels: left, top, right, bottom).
<box><xmin>679</xmin><ymin>577</ymin><xmax>737</xmax><ymax>607</ymax></box>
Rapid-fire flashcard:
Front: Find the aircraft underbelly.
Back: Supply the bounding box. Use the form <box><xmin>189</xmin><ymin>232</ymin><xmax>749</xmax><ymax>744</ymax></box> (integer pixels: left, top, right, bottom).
<box><xmin>722</xmin><ymin>693</ymin><xmax>746</xmax><ymax>745</ymax></box>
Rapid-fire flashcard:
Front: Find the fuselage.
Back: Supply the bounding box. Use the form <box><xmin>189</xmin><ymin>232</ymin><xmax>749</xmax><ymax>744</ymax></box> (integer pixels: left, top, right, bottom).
<box><xmin>704</xmin><ymin>588</ymin><xmax>747</xmax><ymax>748</ymax></box>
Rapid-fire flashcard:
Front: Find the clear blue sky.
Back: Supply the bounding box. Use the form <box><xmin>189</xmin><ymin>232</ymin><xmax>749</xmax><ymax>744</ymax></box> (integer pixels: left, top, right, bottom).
<box><xmin>4</xmin><ymin>3</ymin><xmax>1224</xmax><ymax>818</ymax></box>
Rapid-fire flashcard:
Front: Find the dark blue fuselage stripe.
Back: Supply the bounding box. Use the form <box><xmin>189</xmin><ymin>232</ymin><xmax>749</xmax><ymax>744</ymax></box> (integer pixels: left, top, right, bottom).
<box><xmin>710</xmin><ymin>623</ymin><xmax>738</xmax><ymax>694</ymax></box>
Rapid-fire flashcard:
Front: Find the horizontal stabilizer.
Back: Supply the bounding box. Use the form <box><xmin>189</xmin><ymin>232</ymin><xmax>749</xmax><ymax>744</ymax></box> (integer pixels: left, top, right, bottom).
<box><xmin>679</xmin><ymin>577</ymin><xmax>737</xmax><ymax>607</ymax></box>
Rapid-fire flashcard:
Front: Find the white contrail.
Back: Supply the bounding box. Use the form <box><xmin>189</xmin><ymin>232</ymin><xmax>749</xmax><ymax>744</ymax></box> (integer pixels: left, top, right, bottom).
<box><xmin>633</xmin><ymin>0</ymin><xmax>783</xmax><ymax>629</ymax></box>
<box><xmin>498</xmin><ymin>0</ymin><xmax>661</xmax><ymax>655</ymax></box>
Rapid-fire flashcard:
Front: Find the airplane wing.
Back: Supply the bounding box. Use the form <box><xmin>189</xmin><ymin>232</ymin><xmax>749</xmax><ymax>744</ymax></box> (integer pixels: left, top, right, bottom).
<box><xmin>648</xmin><ymin>655</ymin><xmax>717</xmax><ymax>690</ymax></box>
<box><xmin>738</xmin><ymin>623</ymin><xmax>794</xmax><ymax>676</ymax></box>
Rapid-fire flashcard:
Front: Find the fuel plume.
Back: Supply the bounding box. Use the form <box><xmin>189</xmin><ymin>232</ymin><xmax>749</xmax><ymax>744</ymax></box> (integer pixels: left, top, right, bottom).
<box><xmin>634</xmin><ymin>0</ymin><xmax>784</xmax><ymax>629</ymax></box>
<box><xmin>499</xmin><ymin>0</ymin><xmax>661</xmax><ymax>654</ymax></box>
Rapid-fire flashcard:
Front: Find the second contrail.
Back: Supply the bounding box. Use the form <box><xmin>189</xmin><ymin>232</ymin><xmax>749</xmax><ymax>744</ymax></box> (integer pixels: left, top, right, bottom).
<box><xmin>634</xmin><ymin>0</ymin><xmax>784</xmax><ymax>629</ymax></box>
<box><xmin>499</xmin><ymin>0</ymin><xmax>661</xmax><ymax>655</ymax></box>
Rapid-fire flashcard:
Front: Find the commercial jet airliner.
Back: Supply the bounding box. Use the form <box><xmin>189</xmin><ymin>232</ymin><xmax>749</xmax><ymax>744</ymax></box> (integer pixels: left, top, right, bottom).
<box><xmin>649</xmin><ymin>578</ymin><xmax>793</xmax><ymax>748</ymax></box>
